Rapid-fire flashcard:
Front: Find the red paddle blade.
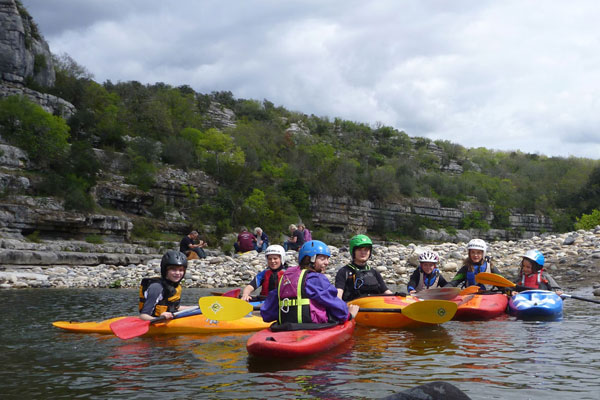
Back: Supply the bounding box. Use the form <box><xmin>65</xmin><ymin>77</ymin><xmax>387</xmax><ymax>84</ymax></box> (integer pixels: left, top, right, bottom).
<box><xmin>222</xmin><ymin>288</ymin><xmax>241</xmax><ymax>298</ymax></box>
<box><xmin>110</xmin><ymin>317</ymin><xmax>151</xmax><ymax>340</ymax></box>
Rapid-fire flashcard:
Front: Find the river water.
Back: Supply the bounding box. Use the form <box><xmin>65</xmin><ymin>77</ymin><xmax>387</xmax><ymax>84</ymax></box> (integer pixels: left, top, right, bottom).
<box><xmin>2</xmin><ymin>287</ymin><xmax>600</xmax><ymax>399</ymax></box>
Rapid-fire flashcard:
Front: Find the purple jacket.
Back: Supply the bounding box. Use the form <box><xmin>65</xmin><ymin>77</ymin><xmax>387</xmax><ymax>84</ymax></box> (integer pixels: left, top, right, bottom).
<box><xmin>260</xmin><ymin>268</ymin><xmax>349</xmax><ymax>323</ymax></box>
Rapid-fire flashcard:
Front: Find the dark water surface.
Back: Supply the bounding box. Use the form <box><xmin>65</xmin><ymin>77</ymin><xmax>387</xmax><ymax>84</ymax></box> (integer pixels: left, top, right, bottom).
<box><xmin>2</xmin><ymin>288</ymin><xmax>600</xmax><ymax>399</ymax></box>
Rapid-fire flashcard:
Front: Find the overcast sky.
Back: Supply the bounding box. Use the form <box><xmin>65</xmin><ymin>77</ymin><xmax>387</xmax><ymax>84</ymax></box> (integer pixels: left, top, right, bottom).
<box><xmin>20</xmin><ymin>0</ymin><xmax>600</xmax><ymax>159</ymax></box>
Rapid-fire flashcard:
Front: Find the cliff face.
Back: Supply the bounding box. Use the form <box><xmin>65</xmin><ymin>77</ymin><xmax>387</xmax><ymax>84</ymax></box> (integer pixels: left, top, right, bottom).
<box><xmin>0</xmin><ymin>0</ymin><xmax>54</xmax><ymax>87</ymax></box>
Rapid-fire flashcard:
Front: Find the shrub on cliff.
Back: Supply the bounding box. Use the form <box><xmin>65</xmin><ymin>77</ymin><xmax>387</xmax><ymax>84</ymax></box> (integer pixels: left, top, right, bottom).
<box><xmin>575</xmin><ymin>209</ymin><xmax>600</xmax><ymax>230</ymax></box>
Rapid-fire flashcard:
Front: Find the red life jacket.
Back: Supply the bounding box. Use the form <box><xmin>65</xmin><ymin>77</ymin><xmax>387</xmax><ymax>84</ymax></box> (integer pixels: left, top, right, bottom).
<box><xmin>521</xmin><ymin>270</ymin><xmax>548</xmax><ymax>289</ymax></box>
<box><xmin>260</xmin><ymin>268</ymin><xmax>285</xmax><ymax>296</ymax></box>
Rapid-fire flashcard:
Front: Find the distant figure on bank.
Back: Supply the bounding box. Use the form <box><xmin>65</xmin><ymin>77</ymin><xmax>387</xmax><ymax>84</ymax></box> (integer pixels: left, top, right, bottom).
<box><xmin>254</xmin><ymin>227</ymin><xmax>269</xmax><ymax>253</ymax></box>
<box><xmin>179</xmin><ymin>231</ymin><xmax>206</xmax><ymax>259</ymax></box>
<box><xmin>283</xmin><ymin>224</ymin><xmax>304</xmax><ymax>251</ymax></box>
<box><xmin>234</xmin><ymin>226</ymin><xmax>256</xmax><ymax>253</ymax></box>
<box><xmin>407</xmin><ymin>251</ymin><xmax>449</xmax><ymax>294</ymax></box>
<box><xmin>299</xmin><ymin>223</ymin><xmax>312</xmax><ymax>242</ymax></box>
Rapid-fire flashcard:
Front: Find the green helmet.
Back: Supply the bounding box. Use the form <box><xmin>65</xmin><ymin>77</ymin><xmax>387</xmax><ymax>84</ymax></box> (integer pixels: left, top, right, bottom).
<box><xmin>349</xmin><ymin>234</ymin><xmax>373</xmax><ymax>258</ymax></box>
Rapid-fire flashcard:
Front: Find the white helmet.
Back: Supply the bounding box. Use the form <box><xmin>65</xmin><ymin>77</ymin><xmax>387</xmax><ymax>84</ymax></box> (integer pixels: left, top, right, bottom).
<box><xmin>467</xmin><ymin>239</ymin><xmax>487</xmax><ymax>257</ymax></box>
<box><xmin>419</xmin><ymin>251</ymin><xmax>439</xmax><ymax>263</ymax></box>
<box><xmin>264</xmin><ymin>244</ymin><xmax>286</xmax><ymax>264</ymax></box>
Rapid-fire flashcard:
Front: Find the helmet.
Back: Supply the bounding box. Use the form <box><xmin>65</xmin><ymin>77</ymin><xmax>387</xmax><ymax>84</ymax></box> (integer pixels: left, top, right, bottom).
<box><xmin>299</xmin><ymin>240</ymin><xmax>331</xmax><ymax>263</ymax></box>
<box><xmin>522</xmin><ymin>249</ymin><xmax>544</xmax><ymax>267</ymax></box>
<box><xmin>419</xmin><ymin>251</ymin><xmax>439</xmax><ymax>263</ymax></box>
<box><xmin>264</xmin><ymin>244</ymin><xmax>286</xmax><ymax>264</ymax></box>
<box><xmin>160</xmin><ymin>250</ymin><xmax>188</xmax><ymax>279</ymax></box>
<box><xmin>349</xmin><ymin>234</ymin><xmax>373</xmax><ymax>257</ymax></box>
<box><xmin>467</xmin><ymin>239</ymin><xmax>487</xmax><ymax>257</ymax></box>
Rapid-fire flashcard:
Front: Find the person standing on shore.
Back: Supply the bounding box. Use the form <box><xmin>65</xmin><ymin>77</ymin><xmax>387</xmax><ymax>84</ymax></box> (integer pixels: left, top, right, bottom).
<box><xmin>335</xmin><ymin>234</ymin><xmax>393</xmax><ymax>301</ymax></box>
<box><xmin>448</xmin><ymin>239</ymin><xmax>500</xmax><ymax>290</ymax></box>
<box><xmin>139</xmin><ymin>250</ymin><xmax>195</xmax><ymax>321</ymax></box>
<box><xmin>179</xmin><ymin>231</ymin><xmax>207</xmax><ymax>259</ymax></box>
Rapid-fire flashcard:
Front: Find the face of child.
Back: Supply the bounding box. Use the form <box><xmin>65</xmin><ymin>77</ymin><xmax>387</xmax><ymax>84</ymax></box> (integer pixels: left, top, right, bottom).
<box><xmin>420</xmin><ymin>262</ymin><xmax>436</xmax><ymax>274</ymax></box>
<box><xmin>166</xmin><ymin>265</ymin><xmax>185</xmax><ymax>283</ymax></box>
<box><xmin>312</xmin><ymin>254</ymin><xmax>330</xmax><ymax>273</ymax></box>
<box><xmin>267</xmin><ymin>254</ymin><xmax>282</xmax><ymax>270</ymax></box>
<box><xmin>522</xmin><ymin>259</ymin><xmax>533</xmax><ymax>275</ymax></box>
<box><xmin>353</xmin><ymin>246</ymin><xmax>371</xmax><ymax>265</ymax></box>
<box><xmin>469</xmin><ymin>249</ymin><xmax>484</xmax><ymax>264</ymax></box>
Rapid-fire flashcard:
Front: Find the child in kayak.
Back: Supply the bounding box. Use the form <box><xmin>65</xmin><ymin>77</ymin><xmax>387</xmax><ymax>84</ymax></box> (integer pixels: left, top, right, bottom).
<box><xmin>139</xmin><ymin>250</ymin><xmax>195</xmax><ymax>321</ymax></box>
<box><xmin>335</xmin><ymin>234</ymin><xmax>393</xmax><ymax>301</ymax></box>
<box><xmin>448</xmin><ymin>239</ymin><xmax>500</xmax><ymax>290</ymax></box>
<box><xmin>516</xmin><ymin>249</ymin><xmax>562</xmax><ymax>294</ymax></box>
<box><xmin>260</xmin><ymin>240</ymin><xmax>359</xmax><ymax>326</ymax></box>
<box><xmin>241</xmin><ymin>245</ymin><xmax>287</xmax><ymax>301</ymax></box>
<box><xmin>407</xmin><ymin>251</ymin><xmax>449</xmax><ymax>294</ymax></box>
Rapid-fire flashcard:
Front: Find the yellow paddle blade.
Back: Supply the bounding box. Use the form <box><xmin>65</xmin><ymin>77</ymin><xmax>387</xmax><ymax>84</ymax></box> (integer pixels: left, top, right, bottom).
<box><xmin>475</xmin><ymin>272</ymin><xmax>516</xmax><ymax>288</ymax></box>
<box><xmin>401</xmin><ymin>300</ymin><xmax>458</xmax><ymax>324</ymax></box>
<box><xmin>199</xmin><ymin>296</ymin><xmax>253</xmax><ymax>321</ymax></box>
<box><xmin>459</xmin><ymin>286</ymin><xmax>481</xmax><ymax>295</ymax></box>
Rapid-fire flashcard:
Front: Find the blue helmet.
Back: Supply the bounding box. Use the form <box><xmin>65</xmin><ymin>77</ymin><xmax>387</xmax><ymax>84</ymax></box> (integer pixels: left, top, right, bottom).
<box><xmin>299</xmin><ymin>240</ymin><xmax>331</xmax><ymax>263</ymax></box>
<box><xmin>522</xmin><ymin>249</ymin><xmax>544</xmax><ymax>267</ymax></box>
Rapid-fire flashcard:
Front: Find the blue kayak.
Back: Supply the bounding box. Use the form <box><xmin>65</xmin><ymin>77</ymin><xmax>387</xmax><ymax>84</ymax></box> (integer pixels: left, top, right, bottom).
<box><xmin>508</xmin><ymin>290</ymin><xmax>563</xmax><ymax>320</ymax></box>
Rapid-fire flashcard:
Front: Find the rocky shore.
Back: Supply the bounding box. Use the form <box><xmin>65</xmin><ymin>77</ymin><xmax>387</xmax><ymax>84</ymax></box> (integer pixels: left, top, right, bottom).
<box><xmin>1</xmin><ymin>229</ymin><xmax>600</xmax><ymax>296</ymax></box>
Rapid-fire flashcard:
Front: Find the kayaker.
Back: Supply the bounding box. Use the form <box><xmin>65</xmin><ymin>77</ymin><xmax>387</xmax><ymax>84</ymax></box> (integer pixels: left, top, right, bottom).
<box><xmin>448</xmin><ymin>238</ymin><xmax>500</xmax><ymax>290</ymax></box>
<box><xmin>260</xmin><ymin>240</ymin><xmax>359</xmax><ymax>325</ymax></box>
<box><xmin>515</xmin><ymin>249</ymin><xmax>562</xmax><ymax>294</ymax></box>
<box><xmin>241</xmin><ymin>244</ymin><xmax>287</xmax><ymax>301</ymax></box>
<box><xmin>138</xmin><ymin>250</ymin><xmax>195</xmax><ymax>321</ymax></box>
<box><xmin>335</xmin><ymin>234</ymin><xmax>393</xmax><ymax>301</ymax></box>
<box><xmin>407</xmin><ymin>251</ymin><xmax>449</xmax><ymax>294</ymax></box>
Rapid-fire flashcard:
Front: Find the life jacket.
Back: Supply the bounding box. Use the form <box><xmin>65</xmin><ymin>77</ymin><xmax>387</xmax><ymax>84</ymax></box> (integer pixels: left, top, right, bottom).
<box><xmin>277</xmin><ymin>266</ymin><xmax>328</xmax><ymax>324</ymax></box>
<box><xmin>413</xmin><ymin>267</ymin><xmax>442</xmax><ymax>292</ymax></box>
<box><xmin>521</xmin><ymin>270</ymin><xmax>549</xmax><ymax>289</ymax></box>
<box><xmin>138</xmin><ymin>277</ymin><xmax>181</xmax><ymax>317</ymax></box>
<box><xmin>342</xmin><ymin>263</ymin><xmax>381</xmax><ymax>301</ymax></box>
<box><xmin>466</xmin><ymin>262</ymin><xmax>490</xmax><ymax>290</ymax></box>
<box><xmin>260</xmin><ymin>267</ymin><xmax>285</xmax><ymax>296</ymax></box>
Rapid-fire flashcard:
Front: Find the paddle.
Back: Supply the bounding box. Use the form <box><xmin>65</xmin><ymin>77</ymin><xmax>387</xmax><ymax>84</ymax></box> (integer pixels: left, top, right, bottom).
<box><xmin>459</xmin><ymin>285</ymin><xmax>481</xmax><ymax>295</ymax></box>
<box><xmin>475</xmin><ymin>272</ymin><xmax>600</xmax><ymax>305</ymax></box>
<box><xmin>414</xmin><ymin>287</ymin><xmax>461</xmax><ymax>300</ymax></box>
<box><xmin>110</xmin><ymin>306</ymin><xmax>202</xmax><ymax>340</ymax></box>
<box><xmin>199</xmin><ymin>296</ymin><xmax>458</xmax><ymax>324</ymax></box>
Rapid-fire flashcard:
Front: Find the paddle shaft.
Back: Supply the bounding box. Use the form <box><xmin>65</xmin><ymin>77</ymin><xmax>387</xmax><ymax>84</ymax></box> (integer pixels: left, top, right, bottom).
<box><xmin>149</xmin><ymin>305</ymin><xmax>201</xmax><ymax>324</ymax></box>
<box><xmin>561</xmin><ymin>294</ymin><xmax>600</xmax><ymax>305</ymax></box>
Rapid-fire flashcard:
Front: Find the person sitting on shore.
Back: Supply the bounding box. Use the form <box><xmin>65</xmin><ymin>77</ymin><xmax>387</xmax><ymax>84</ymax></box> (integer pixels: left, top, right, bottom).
<box><xmin>515</xmin><ymin>249</ymin><xmax>562</xmax><ymax>295</ymax></box>
<box><xmin>179</xmin><ymin>231</ymin><xmax>207</xmax><ymax>259</ymax></box>
<box><xmin>241</xmin><ymin>245</ymin><xmax>286</xmax><ymax>301</ymax></box>
<box><xmin>283</xmin><ymin>224</ymin><xmax>304</xmax><ymax>251</ymax></box>
<box><xmin>253</xmin><ymin>227</ymin><xmax>269</xmax><ymax>253</ymax></box>
<box><xmin>233</xmin><ymin>226</ymin><xmax>256</xmax><ymax>253</ymax></box>
<box><xmin>139</xmin><ymin>250</ymin><xmax>195</xmax><ymax>321</ymax></box>
<box><xmin>448</xmin><ymin>239</ymin><xmax>500</xmax><ymax>290</ymax></box>
<box><xmin>299</xmin><ymin>223</ymin><xmax>312</xmax><ymax>242</ymax></box>
<box><xmin>335</xmin><ymin>234</ymin><xmax>393</xmax><ymax>302</ymax></box>
<box><xmin>260</xmin><ymin>240</ymin><xmax>359</xmax><ymax>326</ymax></box>
<box><xmin>407</xmin><ymin>251</ymin><xmax>449</xmax><ymax>294</ymax></box>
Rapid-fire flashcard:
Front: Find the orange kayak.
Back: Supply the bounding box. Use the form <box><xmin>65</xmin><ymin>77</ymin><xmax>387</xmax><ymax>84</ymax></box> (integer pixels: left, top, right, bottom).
<box><xmin>348</xmin><ymin>296</ymin><xmax>428</xmax><ymax>328</ymax></box>
<box><xmin>53</xmin><ymin>314</ymin><xmax>270</xmax><ymax>335</ymax></box>
<box><xmin>452</xmin><ymin>293</ymin><xmax>508</xmax><ymax>320</ymax></box>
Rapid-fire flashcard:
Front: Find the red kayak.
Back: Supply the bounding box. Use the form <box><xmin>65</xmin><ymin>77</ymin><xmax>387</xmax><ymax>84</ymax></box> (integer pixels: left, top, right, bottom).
<box><xmin>246</xmin><ymin>320</ymin><xmax>355</xmax><ymax>358</ymax></box>
<box><xmin>452</xmin><ymin>293</ymin><xmax>508</xmax><ymax>320</ymax></box>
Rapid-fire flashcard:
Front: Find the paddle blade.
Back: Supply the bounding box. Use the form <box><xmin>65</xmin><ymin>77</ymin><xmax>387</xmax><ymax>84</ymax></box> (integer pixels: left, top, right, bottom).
<box><xmin>401</xmin><ymin>300</ymin><xmax>458</xmax><ymax>324</ymax></box>
<box><xmin>475</xmin><ymin>272</ymin><xmax>516</xmax><ymax>288</ymax></box>
<box><xmin>414</xmin><ymin>287</ymin><xmax>461</xmax><ymax>300</ymax></box>
<box><xmin>460</xmin><ymin>286</ymin><xmax>481</xmax><ymax>295</ymax></box>
<box><xmin>110</xmin><ymin>317</ymin><xmax>151</xmax><ymax>340</ymax></box>
<box><xmin>199</xmin><ymin>296</ymin><xmax>254</xmax><ymax>321</ymax></box>
<box><xmin>222</xmin><ymin>288</ymin><xmax>241</xmax><ymax>298</ymax></box>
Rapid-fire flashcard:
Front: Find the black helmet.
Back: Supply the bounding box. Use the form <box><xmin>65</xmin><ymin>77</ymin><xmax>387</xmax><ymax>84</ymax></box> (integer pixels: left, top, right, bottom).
<box><xmin>160</xmin><ymin>250</ymin><xmax>188</xmax><ymax>279</ymax></box>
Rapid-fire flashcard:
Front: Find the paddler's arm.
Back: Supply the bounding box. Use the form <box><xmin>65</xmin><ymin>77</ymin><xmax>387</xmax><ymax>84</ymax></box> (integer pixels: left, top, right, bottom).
<box><xmin>259</xmin><ymin>289</ymin><xmax>279</xmax><ymax>322</ymax></box>
<box><xmin>305</xmin><ymin>274</ymin><xmax>355</xmax><ymax>322</ymax></box>
<box><xmin>139</xmin><ymin>283</ymin><xmax>173</xmax><ymax>321</ymax></box>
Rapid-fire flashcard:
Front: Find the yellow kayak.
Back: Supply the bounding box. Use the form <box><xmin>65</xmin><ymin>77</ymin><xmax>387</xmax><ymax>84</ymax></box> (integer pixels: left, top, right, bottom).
<box><xmin>53</xmin><ymin>314</ymin><xmax>270</xmax><ymax>335</ymax></box>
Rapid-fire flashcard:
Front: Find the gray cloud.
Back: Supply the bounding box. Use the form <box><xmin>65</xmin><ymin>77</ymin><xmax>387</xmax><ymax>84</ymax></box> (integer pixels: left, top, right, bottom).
<box><xmin>20</xmin><ymin>0</ymin><xmax>600</xmax><ymax>159</ymax></box>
